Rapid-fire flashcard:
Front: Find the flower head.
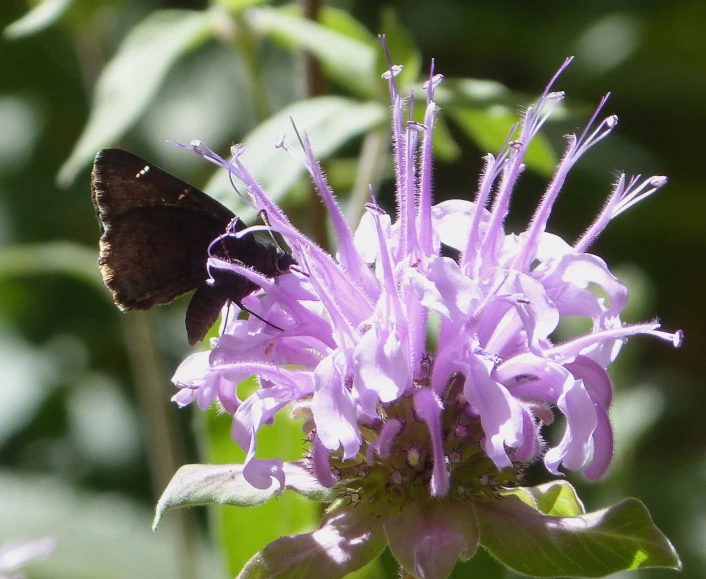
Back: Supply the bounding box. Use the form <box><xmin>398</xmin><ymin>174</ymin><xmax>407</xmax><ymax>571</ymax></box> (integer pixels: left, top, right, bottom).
<box><xmin>169</xmin><ymin>48</ymin><xmax>682</xmax><ymax>578</ymax></box>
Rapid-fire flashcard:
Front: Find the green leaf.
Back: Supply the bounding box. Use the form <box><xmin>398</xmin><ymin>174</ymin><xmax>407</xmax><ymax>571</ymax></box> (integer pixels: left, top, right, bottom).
<box><xmin>4</xmin><ymin>0</ymin><xmax>73</xmax><ymax>39</ymax></box>
<box><xmin>246</xmin><ymin>6</ymin><xmax>377</xmax><ymax>97</ymax></box>
<box><xmin>153</xmin><ymin>462</ymin><xmax>332</xmax><ymax>529</ymax></box>
<box><xmin>58</xmin><ymin>9</ymin><xmax>216</xmax><ymax>186</ymax></box>
<box><xmin>447</xmin><ymin>105</ymin><xmax>558</xmax><ymax>175</ymax></box>
<box><xmin>0</xmin><ymin>241</ymin><xmax>103</xmax><ymax>292</ymax></box>
<box><xmin>238</xmin><ymin>507</ymin><xmax>387</xmax><ymax>579</ymax></box>
<box><xmin>203</xmin><ymin>96</ymin><xmax>387</xmax><ymax>215</ymax></box>
<box><xmin>317</xmin><ymin>5</ymin><xmax>377</xmax><ymax>48</ymax></box>
<box><xmin>436</xmin><ymin>77</ymin><xmax>525</xmax><ymax>109</ymax></box>
<box><xmin>476</xmin><ymin>494</ymin><xmax>681</xmax><ymax>577</ymax></box>
<box><xmin>501</xmin><ymin>480</ymin><xmax>586</xmax><ymax>517</ymax></box>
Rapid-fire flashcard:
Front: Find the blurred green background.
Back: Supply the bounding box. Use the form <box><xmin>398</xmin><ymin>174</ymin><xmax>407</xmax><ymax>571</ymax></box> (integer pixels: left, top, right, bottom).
<box><xmin>0</xmin><ymin>0</ymin><xmax>703</xmax><ymax>577</ymax></box>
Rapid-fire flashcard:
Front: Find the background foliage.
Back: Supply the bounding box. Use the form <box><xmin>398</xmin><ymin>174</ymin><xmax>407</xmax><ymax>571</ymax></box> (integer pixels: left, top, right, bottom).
<box><xmin>0</xmin><ymin>0</ymin><xmax>703</xmax><ymax>577</ymax></box>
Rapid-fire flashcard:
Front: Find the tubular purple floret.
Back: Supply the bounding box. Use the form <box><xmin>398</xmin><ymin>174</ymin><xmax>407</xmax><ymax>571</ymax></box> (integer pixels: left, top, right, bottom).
<box><xmin>370</xmin><ymin>205</ymin><xmax>399</xmax><ymax>302</ymax></box>
<box><xmin>512</xmin><ymin>93</ymin><xmax>621</xmax><ymax>272</ymax></box>
<box><xmin>545</xmin><ymin>322</ymin><xmax>681</xmax><ymax>361</ymax></box>
<box><xmin>574</xmin><ymin>93</ymin><xmax>611</xmax><ymax>148</ymax></box>
<box><xmin>367</xmin><ymin>418</ymin><xmax>403</xmax><ymax>462</ymax></box>
<box><xmin>230</xmin><ymin>154</ymin><xmax>292</xmax><ymax>231</ymax></box>
<box><xmin>612</xmin><ymin>174</ymin><xmax>668</xmax><ymax>217</ymax></box>
<box><xmin>462</xmin><ymin>152</ymin><xmax>507</xmax><ymax>276</ymax></box>
<box><xmin>424</xmin><ymin>59</ymin><xmax>436</xmax><ymax>104</ymax></box>
<box><xmin>574</xmin><ymin>174</ymin><xmax>628</xmax><ymax>252</ymax></box>
<box><xmin>526</xmin><ymin>90</ymin><xmax>565</xmax><ymax>141</ymax></box>
<box><xmin>403</xmin><ymin>119</ymin><xmax>420</xmax><ymax>258</ymax></box>
<box><xmin>418</xmin><ymin>99</ymin><xmax>437</xmax><ymax>256</ymax></box>
<box><xmin>391</xmin><ymin>91</ymin><xmax>408</xmax><ymax>246</ymax></box>
<box><xmin>296</xmin><ymin>247</ymin><xmax>360</xmax><ymax>341</ymax></box>
<box><xmin>482</xmin><ymin>97</ymin><xmax>544</xmax><ymax>259</ymax></box>
<box><xmin>295</xmin><ymin>129</ymin><xmax>378</xmax><ymax>297</ymax></box>
<box><xmin>575</xmin><ymin>173</ymin><xmax>669</xmax><ymax>252</ymax></box>
<box><xmin>573</xmin><ymin>113</ymin><xmax>618</xmax><ymax>160</ymax></box>
<box><xmin>511</xmin><ymin>137</ymin><xmax>579</xmax><ymax>271</ymax></box>
<box><xmin>313</xmin><ymin>435</ymin><xmax>338</xmax><ymax>488</ymax></box>
<box><xmin>206</xmin><ymin>256</ymin><xmax>277</xmax><ymax>293</ymax></box>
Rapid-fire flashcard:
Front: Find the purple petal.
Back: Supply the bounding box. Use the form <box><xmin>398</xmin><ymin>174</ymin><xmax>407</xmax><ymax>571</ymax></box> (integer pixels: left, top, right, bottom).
<box><xmin>536</xmin><ymin>251</ymin><xmax>628</xmax><ymax>329</ymax></box>
<box><xmin>462</xmin><ymin>353</ymin><xmax>525</xmax><ymax>469</ymax></box>
<box><xmin>582</xmin><ymin>399</ymin><xmax>613</xmax><ymax>479</ymax></box>
<box><xmin>313</xmin><ymin>434</ymin><xmax>338</xmax><ymax>488</ymax></box>
<box><xmin>312</xmin><ymin>352</ymin><xmax>361</xmax><ymax>459</ymax></box>
<box><xmin>432</xmin><ymin>199</ymin><xmax>489</xmax><ymax>252</ymax></box>
<box><xmin>544</xmin><ymin>379</ymin><xmax>597</xmax><ymax>475</ymax></box>
<box><xmin>408</xmin><ymin>255</ymin><xmax>480</xmax><ymax>319</ymax></box>
<box><xmin>566</xmin><ymin>356</ymin><xmax>613</xmax><ymax>408</ymax></box>
<box><xmin>353</xmin><ymin>316</ymin><xmax>410</xmax><ymax>412</ymax></box>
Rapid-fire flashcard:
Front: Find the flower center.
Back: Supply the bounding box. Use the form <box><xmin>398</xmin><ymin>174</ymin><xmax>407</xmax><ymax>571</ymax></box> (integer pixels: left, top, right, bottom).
<box><xmin>318</xmin><ymin>369</ymin><xmax>527</xmax><ymax>506</ymax></box>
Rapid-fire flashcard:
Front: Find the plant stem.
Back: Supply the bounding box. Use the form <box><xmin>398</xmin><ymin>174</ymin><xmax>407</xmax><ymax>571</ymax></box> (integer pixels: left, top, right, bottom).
<box><xmin>123</xmin><ymin>311</ymin><xmax>197</xmax><ymax>579</ymax></box>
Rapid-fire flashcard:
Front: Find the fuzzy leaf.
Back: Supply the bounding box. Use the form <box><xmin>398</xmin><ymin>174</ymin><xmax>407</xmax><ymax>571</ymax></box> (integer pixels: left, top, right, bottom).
<box><xmin>246</xmin><ymin>6</ymin><xmax>377</xmax><ymax>97</ymax></box>
<box><xmin>237</xmin><ymin>507</ymin><xmax>387</xmax><ymax>579</ymax></box>
<box><xmin>476</xmin><ymin>494</ymin><xmax>681</xmax><ymax>577</ymax></box>
<box><xmin>153</xmin><ymin>462</ymin><xmax>332</xmax><ymax>530</ymax></box>
<box><xmin>501</xmin><ymin>480</ymin><xmax>586</xmax><ymax>517</ymax></box>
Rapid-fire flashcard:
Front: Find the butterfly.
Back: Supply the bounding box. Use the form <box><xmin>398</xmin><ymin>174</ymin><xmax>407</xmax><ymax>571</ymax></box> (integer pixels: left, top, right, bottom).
<box><xmin>91</xmin><ymin>148</ymin><xmax>294</xmax><ymax>345</ymax></box>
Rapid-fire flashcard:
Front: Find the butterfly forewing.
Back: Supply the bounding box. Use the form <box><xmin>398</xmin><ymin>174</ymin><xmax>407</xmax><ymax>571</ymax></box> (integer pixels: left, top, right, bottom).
<box><xmin>91</xmin><ymin>148</ymin><xmax>234</xmax><ymax>310</ymax></box>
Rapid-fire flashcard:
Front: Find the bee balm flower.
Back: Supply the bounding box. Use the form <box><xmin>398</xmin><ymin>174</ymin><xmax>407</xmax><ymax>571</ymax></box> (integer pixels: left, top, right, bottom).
<box><xmin>163</xmin><ymin>49</ymin><xmax>682</xmax><ymax>579</ymax></box>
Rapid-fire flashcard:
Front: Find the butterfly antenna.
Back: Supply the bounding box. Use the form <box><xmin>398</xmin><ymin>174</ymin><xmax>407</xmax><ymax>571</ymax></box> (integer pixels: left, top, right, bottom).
<box><xmin>289</xmin><ymin>264</ymin><xmax>309</xmax><ymax>277</ymax></box>
<box><xmin>236</xmin><ymin>301</ymin><xmax>285</xmax><ymax>331</ymax></box>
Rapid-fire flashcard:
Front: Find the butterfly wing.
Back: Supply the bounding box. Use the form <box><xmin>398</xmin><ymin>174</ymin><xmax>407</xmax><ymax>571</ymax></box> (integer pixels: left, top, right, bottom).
<box><xmin>91</xmin><ymin>148</ymin><xmax>234</xmax><ymax>310</ymax></box>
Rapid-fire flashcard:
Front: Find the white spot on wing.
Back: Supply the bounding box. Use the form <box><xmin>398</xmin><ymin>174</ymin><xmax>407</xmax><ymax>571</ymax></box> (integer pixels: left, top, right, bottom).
<box><xmin>136</xmin><ymin>165</ymin><xmax>150</xmax><ymax>178</ymax></box>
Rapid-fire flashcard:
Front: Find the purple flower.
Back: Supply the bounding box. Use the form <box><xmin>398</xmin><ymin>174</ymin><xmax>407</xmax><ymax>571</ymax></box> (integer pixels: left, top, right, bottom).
<box><xmin>169</xmin><ymin>51</ymin><xmax>682</xmax><ymax>578</ymax></box>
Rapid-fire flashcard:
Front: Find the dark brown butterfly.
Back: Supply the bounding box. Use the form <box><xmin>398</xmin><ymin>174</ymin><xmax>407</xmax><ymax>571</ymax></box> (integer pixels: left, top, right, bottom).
<box><xmin>91</xmin><ymin>148</ymin><xmax>294</xmax><ymax>345</ymax></box>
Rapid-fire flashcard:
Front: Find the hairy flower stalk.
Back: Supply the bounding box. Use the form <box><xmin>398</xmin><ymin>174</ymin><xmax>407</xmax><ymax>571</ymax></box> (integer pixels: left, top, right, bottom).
<box><xmin>166</xmin><ymin>51</ymin><xmax>682</xmax><ymax>578</ymax></box>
